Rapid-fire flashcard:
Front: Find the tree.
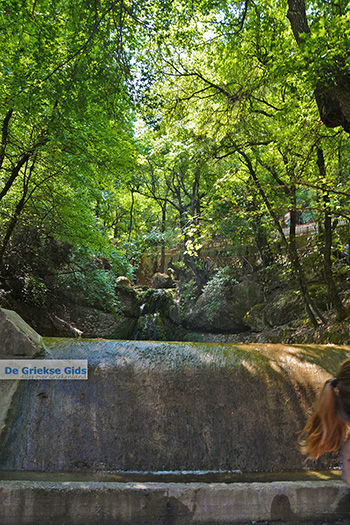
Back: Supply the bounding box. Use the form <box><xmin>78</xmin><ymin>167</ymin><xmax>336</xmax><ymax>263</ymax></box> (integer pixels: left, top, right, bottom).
<box><xmin>287</xmin><ymin>0</ymin><xmax>350</xmax><ymax>133</ymax></box>
<box><xmin>131</xmin><ymin>126</ymin><xmax>220</xmax><ymax>287</ymax></box>
<box><xmin>0</xmin><ymin>0</ymin><xmax>137</xmax><ymax>270</ymax></box>
<box><xmin>138</xmin><ymin>0</ymin><xmax>349</xmax><ymax>323</ymax></box>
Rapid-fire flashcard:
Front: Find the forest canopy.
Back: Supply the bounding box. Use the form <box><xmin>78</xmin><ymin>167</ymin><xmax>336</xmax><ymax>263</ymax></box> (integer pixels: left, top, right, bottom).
<box><xmin>0</xmin><ymin>0</ymin><xmax>349</xmax><ymax>331</ymax></box>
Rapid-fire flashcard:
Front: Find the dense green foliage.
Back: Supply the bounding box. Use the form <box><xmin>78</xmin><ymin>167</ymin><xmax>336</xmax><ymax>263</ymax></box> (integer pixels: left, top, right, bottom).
<box><xmin>0</xmin><ymin>0</ymin><xmax>349</xmax><ymax>326</ymax></box>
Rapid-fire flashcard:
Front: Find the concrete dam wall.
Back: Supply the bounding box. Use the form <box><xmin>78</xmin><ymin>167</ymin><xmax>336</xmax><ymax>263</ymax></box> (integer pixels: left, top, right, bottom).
<box><xmin>1</xmin><ymin>336</ymin><xmax>349</xmax><ymax>473</ymax></box>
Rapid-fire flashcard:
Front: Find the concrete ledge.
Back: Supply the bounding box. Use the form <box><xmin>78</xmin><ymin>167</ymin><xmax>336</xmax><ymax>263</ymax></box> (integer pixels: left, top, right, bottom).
<box><xmin>0</xmin><ymin>480</ymin><xmax>349</xmax><ymax>524</ymax></box>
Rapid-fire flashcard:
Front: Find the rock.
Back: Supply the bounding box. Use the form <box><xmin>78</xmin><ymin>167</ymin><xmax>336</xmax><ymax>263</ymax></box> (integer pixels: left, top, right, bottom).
<box><xmin>48</xmin><ymin>314</ymin><xmax>83</xmax><ymax>338</ymax></box>
<box><xmin>0</xmin><ymin>309</ymin><xmax>44</xmax><ymax>452</ymax></box>
<box><xmin>0</xmin><ymin>381</ymin><xmax>18</xmax><ymax>447</ymax></box>
<box><xmin>265</xmin><ymin>290</ymin><xmax>304</xmax><ymax>327</ymax></box>
<box><xmin>115</xmin><ymin>285</ymin><xmax>140</xmax><ymax>318</ymax></box>
<box><xmin>0</xmin><ymin>307</ymin><xmax>44</xmax><ymax>359</ymax></box>
<box><xmin>141</xmin><ymin>288</ymin><xmax>178</xmax><ymax>322</ymax></box>
<box><xmin>135</xmin><ymin>313</ymin><xmax>168</xmax><ymax>340</ymax></box>
<box><xmin>243</xmin><ymin>303</ymin><xmax>268</xmax><ymax>331</ymax></box>
<box><xmin>2</xmin><ymin>293</ymin><xmax>139</xmax><ymax>340</ymax></box>
<box><xmin>52</xmin><ymin>305</ymin><xmax>137</xmax><ymax>339</ymax></box>
<box><xmin>255</xmin><ymin>326</ymin><xmax>296</xmax><ymax>344</ymax></box>
<box><xmin>182</xmin><ymin>332</ymin><xmax>253</xmax><ymax>343</ymax></box>
<box><xmin>152</xmin><ymin>273</ymin><xmax>175</xmax><ymax>289</ymax></box>
<box><xmin>45</xmin><ymin>278</ymin><xmax>140</xmax><ymax>338</ymax></box>
<box><xmin>116</xmin><ymin>276</ymin><xmax>132</xmax><ymax>287</ymax></box>
<box><xmin>185</xmin><ymin>276</ymin><xmax>263</xmax><ymax>333</ymax></box>
<box><xmin>135</xmin><ymin>289</ymin><xmax>182</xmax><ymax>341</ymax></box>
<box><xmin>58</xmin><ymin>276</ymin><xmax>134</xmax><ymax>313</ymax></box>
<box><xmin>106</xmin><ymin>316</ymin><xmax>138</xmax><ymax>340</ymax></box>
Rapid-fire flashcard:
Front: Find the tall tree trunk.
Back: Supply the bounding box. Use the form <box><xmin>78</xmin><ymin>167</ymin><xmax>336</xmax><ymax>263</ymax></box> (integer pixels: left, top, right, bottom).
<box><xmin>288</xmin><ymin>186</ymin><xmax>325</xmax><ymax>327</ymax></box>
<box><xmin>0</xmin><ymin>108</ymin><xmax>14</xmax><ymax>171</ymax></box>
<box><xmin>0</xmin><ymin>156</ymin><xmax>39</xmax><ymax>264</ymax></box>
<box><xmin>254</xmin><ymin>214</ymin><xmax>274</xmax><ymax>267</ymax></box>
<box><xmin>286</xmin><ymin>0</ymin><xmax>310</xmax><ymax>44</ymax></box>
<box><xmin>128</xmin><ymin>190</ymin><xmax>134</xmax><ymax>241</ymax></box>
<box><xmin>0</xmin><ymin>196</ymin><xmax>26</xmax><ymax>263</ymax></box>
<box><xmin>183</xmin><ymin>253</ymin><xmax>209</xmax><ymax>290</ymax></box>
<box><xmin>316</xmin><ymin>148</ymin><xmax>347</xmax><ymax>320</ymax></box>
<box><xmin>159</xmin><ymin>203</ymin><xmax>166</xmax><ymax>273</ymax></box>
<box><xmin>0</xmin><ymin>152</ymin><xmax>32</xmax><ymax>203</ymax></box>
<box><xmin>239</xmin><ymin>150</ymin><xmax>324</xmax><ymax>326</ymax></box>
<box><xmin>113</xmin><ymin>210</ymin><xmax>119</xmax><ymax>240</ymax></box>
<box><xmin>287</xmin><ymin>0</ymin><xmax>350</xmax><ymax>133</ymax></box>
<box><xmin>179</xmin><ymin>209</ymin><xmax>208</xmax><ymax>290</ymax></box>
<box><xmin>248</xmin><ymin>190</ymin><xmax>274</xmax><ymax>268</ymax></box>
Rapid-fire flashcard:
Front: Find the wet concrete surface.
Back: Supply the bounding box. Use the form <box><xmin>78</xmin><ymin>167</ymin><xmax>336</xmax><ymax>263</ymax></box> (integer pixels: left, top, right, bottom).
<box><xmin>0</xmin><ymin>469</ymin><xmax>343</xmax><ymax>483</ymax></box>
<box><xmin>2</xmin><ymin>337</ymin><xmax>350</xmax><ymax>523</ymax></box>
<box><xmin>1</xmin><ymin>339</ymin><xmax>350</xmax><ymax>473</ymax></box>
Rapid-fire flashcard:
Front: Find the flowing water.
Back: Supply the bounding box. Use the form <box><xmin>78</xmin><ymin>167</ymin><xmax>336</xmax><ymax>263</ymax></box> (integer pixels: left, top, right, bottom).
<box><xmin>0</xmin><ymin>339</ymin><xmax>349</xmax><ymax>473</ymax></box>
<box><xmin>0</xmin><ymin>469</ymin><xmax>341</xmax><ymax>482</ymax></box>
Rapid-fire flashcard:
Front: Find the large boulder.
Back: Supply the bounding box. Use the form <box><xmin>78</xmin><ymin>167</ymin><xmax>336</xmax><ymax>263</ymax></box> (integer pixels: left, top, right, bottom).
<box><xmin>12</xmin><ymin>283</ymin><xmax>140</xmax><ymax>338</ymax></box>
<box><xmin>242</xmin><ymin>286</ymin><xmax>328</xmax><ymax>332</ymax></box>
<box><xmin>55</xmin><ymin>284</ymin><xmax>140</xmax><ymax>338</ymax></box>
<box><xmin>264</xmin><ymin>290</ymin><xmax>305</xmax><ymax>327</ymax></box>
<box><xmin>140</xmin><ymin>289</ymin><xmax>177</xmax><ymax>320</ymax></box>
<box><xmin>0</xmin><ymin>309</ymin><xmax>44</xmax><ymax>449</ymax></box>
<box><xmin>46</xmin><ymin>301</ymin><xmax>139</xmax><ymax>340</ymax></box>
<box><xmin>116</xmin><ymin>276</ymin><xmax>132</xmax><ymax>287</ymax></box>
<box><xmin>243</xmin><ymin>289</ymin><xmax>309</xmax><ymax>332</ymax></box>
<box><xmin>135</xmin><ymin>289</ymin><xmax>182</xmax><ymax>341</ymax></box>
<box><xmin>2</xmin><ymin>300</ymin><xmax>138</xmax><ymax>340</ymax></box>
<box><xmin>115</xmin><ymin>284</ymin><xmax>140</xmax><ymax>318</ymax></box>
<box><xmin>51</xmin><ymin>305</ymin><xmax>137</xmax><ymax>339</ymax></box>
<box><xmin>152</xmin><ymin>273</ymin><xmax>175</xmax><ymax>289</ymax></box>
<box><xmin>243</xmin><ymin>303</ymin><xmax>268</xmax><ymax>332</ymax></box>
<box><xmin>0</xmin><ymin>307</ymin><xmax>44</xmax><ymax>359</ymax></box>
<box><xmin>185</xmin><ymin>276</ymin><xmax>263</xmax><ymax>333</ymax></box>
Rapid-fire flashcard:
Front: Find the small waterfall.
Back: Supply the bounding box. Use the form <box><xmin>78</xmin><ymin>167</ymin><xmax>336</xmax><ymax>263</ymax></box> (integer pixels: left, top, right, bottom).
<box><xmin>133</xmin><ymin>289</ymin><xmax>179</xmax><ymax>341</ymax></box>
<box><xmin>0</xmin><ymin>338</ymin><xmax>348</xmax><ymax>473</ymax></box>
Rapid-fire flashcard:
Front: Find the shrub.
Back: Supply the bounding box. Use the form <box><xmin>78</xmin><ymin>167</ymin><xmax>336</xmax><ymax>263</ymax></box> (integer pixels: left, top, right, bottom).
<box><xmin>200</xmin><ymin>267</ymin><xmax>238</xmax><ymax>322</ymax></box>
<box><xmin>23</xmin><ymin>276</ymin><xmax>49</xmax><ymax>306</ymax></box>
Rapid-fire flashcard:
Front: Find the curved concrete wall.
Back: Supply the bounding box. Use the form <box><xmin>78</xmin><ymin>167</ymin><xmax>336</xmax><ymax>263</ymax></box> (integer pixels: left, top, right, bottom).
<box><xmin>1</xmin><ymin>339</ymin><xmax>349</xmax><ymax>473</ymax></box>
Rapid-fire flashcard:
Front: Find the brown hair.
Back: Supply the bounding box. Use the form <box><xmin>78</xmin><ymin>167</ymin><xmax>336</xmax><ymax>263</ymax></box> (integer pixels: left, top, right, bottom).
<box><xmin>300</xmin><ymin>359</ymin><xmax>350</xmax><ymax>459</ymax></box>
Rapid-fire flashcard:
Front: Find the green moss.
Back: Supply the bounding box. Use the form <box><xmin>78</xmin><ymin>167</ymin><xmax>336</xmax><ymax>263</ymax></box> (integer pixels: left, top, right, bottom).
<box><xmin>183</xmin><ymin>331</ymin><xmax>205</xmax><ymax>342</ymax></box>
<box><xmin>136</xmin><ymin>313</ymin><xmax>171</xmax><ymax>341</ymax></box>
<box><xmin>243</xmin><ymin>303</ymin><xmax>266</xmax><ymax>331</ymax></box>
<box><xmin>141</xmin><ymin>289</ymin><xmax>176</xmax><ymax>315</ymax></box>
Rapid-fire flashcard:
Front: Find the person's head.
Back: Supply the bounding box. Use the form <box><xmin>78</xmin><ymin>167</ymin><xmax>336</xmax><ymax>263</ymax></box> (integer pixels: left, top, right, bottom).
<box><xmin>300</xmin><ymin>359</ymin><xmax>350</xmax><ymax>459</ymax></box>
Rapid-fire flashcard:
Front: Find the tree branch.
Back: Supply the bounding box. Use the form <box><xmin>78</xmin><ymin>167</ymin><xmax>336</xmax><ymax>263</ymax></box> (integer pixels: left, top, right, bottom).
<box><xmin>286</xmin><ymin>0</ymin><xmax>310</xmax><ymax>44</ymax></box>
<box><xmin>0</xmin><ymin>109</ymin><xmax>14</xmax><ymax>171</ymax></box>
